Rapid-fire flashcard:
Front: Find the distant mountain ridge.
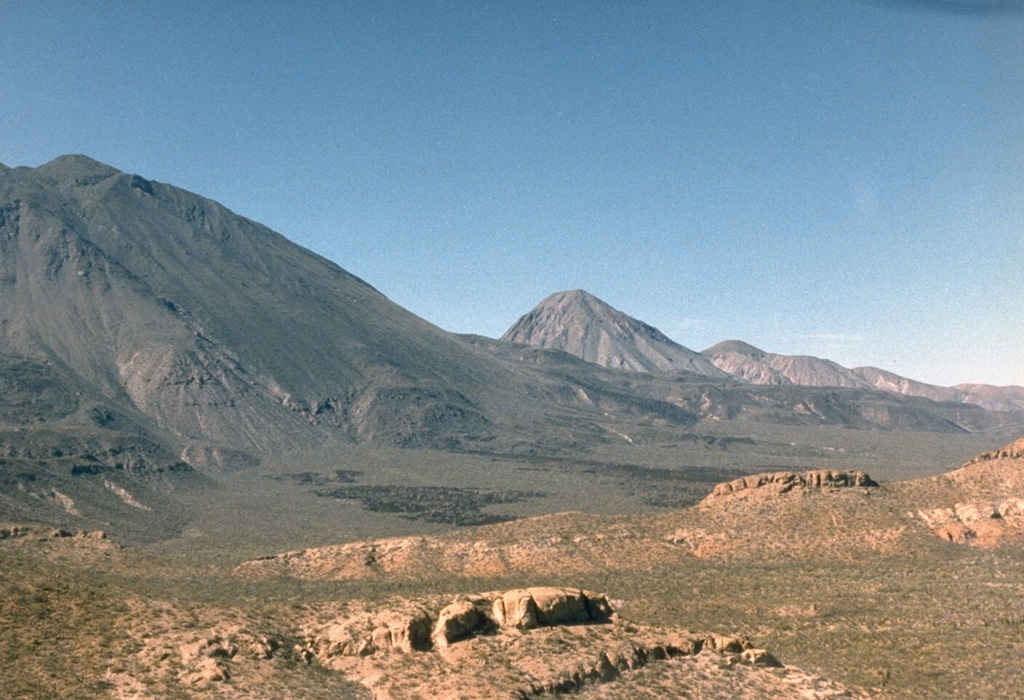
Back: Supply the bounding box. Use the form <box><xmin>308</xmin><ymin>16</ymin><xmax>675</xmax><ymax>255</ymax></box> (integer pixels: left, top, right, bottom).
<box><xmin>4</xmin><ymin>154</ymin><xmax>998</xmax><ymax>465</ymax></box>
<box><xmin>503</xmin><ymin>291</ymin><xmax>1024</xmax><ymax>413</ymax></box>
<box><xmin>702</xmin><ymin>341</ymin><xmax>1024</xmax><ymax>413</ymax></box>
<box><xmin>501</xmin><ymin>290</ymin><xmax>728</xmax><ymax>378</ymax></box>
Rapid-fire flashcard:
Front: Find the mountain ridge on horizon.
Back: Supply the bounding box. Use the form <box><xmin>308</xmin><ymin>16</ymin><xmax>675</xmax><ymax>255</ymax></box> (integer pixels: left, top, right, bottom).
<box><xmin>504</xmin><ymin>289</ymin><xmax>1024</xmax><ymax>413</ymax></box>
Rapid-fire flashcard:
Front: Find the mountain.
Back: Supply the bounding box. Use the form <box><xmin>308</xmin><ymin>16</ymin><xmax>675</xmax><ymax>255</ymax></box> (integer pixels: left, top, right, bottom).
<box><xmin>702</xmin><ymin>341</ymin><xmax>1024</xmax><ymax>413</ymax></box>
<box><xmin>0</xmin><ymin>158</ymin><xmax>738</xmax><ymax>485</ymax></box>
<box><xmin>501</xmin><ymin>290</ymin><xmax>728</xmax><ymax>377</ymax></box>
<box><xmin>851</xmin><ymin>365</ymin><xmax>963</xmax><ymax>403</ymax></box>
<box><xmin>1</xmin><ymin>155</ymin><xmax>1016</xmax><ymax>542</ymax></box>
<box><xmin>954</xmin><ymin>384</ymin><xmax>1024</xmax><ymax>413</ymax></box>
<box><xmin>701</xmin><ymin>340</ymin><xmax>865</xmax><ymax>387</ymax></box>
<box><xmin>501</xmin><ymin>291</ymin><xmax>1023</xmax><ymax>414</ymax></box>
<box><xmin>0</xmin><ymin>155</ymin><xmax>531</xmax><ymax>456</ymax></box>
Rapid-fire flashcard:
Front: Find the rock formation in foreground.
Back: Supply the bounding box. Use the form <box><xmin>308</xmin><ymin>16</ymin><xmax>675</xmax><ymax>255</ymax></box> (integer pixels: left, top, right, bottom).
<box><xmin>136</xmin><ymin>586</ymin><xmax>862</xmax><ymax>700</ymax></box>
<box><xmin>912</xmin><ymin>435</ymin><xmax>1024</xmax><ymax>547</ymax></box>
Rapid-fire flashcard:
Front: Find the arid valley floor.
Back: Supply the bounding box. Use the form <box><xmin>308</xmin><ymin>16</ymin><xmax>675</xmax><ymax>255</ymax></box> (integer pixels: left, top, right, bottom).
<box><xmin>6</xmin><ymin>435</ymin><xmax>1024</xmax><ymax>699</ymax></box>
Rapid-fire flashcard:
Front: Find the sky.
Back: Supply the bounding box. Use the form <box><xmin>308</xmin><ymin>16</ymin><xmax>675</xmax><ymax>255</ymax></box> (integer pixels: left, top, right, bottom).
<box><xmin>1</xmin><ymin>1</ymin><xmax>1021</xmax><ymax>387</ymax></box>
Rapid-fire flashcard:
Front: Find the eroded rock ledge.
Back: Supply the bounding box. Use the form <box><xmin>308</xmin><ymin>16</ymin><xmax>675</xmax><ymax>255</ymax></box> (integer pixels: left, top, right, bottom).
<box><xmin>964</xmin><ymin>436</ymin><xmax>1024</xmax><ymax>465</ymax></box>
<box><xmin>306</xmin><ymin>587</ymin><xmax>615</xmax><ymax>658</ymax></box>
<box><xmin>118</xmin><ymin>584</ymin><xmax>868</xmax><ymax>699</ymax></box>
<box><xmin>917</xmin><ymin>498</ymin><xmax>1024</xmax><ymax>546</ymax></box>
<box><xmin>706</xmin><ymin>469</ymin><xmax>878</xmax><ymax>500</ymax></box>
<box><xmin>0</xmin><ymin>524</ymin><xmax>108</xmax><ymax>540</ymax></box>
<box><xmin>293</xmin><ymin>586</ymin><xmax>780</xmax><ymax>699</ymax></box>
<box><xmin>510</xmin><ymin>633</ymin><xmax>777</xmax><ymax>699</ymax></box>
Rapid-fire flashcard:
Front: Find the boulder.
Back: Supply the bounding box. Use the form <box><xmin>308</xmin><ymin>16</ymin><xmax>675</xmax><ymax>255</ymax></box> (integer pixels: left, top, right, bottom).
<box><xmin>531</xmin><ymin>587</ymin><xmax>591</xmax><ymax>625</ymax></box>
<box><xmin>703</xmin><ymin>633</ymin><xmax>749</xmax><ymax>654</ymax></box>
<box><xmin>246</xmin><ymin>635</ymin><xmax>280</xmax><ymax>659</ymax></box>
<box><xmin>741</xmin><ymin>647</ymin><xmax>780</xmax><ymax>666</ymax></box>
<box><xmin>323</xmin><ymin>606</ymin><xmax>433</xmax><ymax>656</ymax></box>
<box><xmin>493</xmin><ymin>589</ymin><xmax>539</xmax><ymax>630</ymax></box>
<box><xmin>582</xmin><ymin>590</ymin><xmax>614</xmax><ymax>621</ymax></box>
<box><xmin>187</xmin><ymin>657</ymin><xmax>229</xmax><ymax>684</ymax></box>
<box><xmin>492</xmin><ymin>587</ymin><xmax>613</xmax><ymax>630</ymax></box>
<box><xmin>180</xmin><ymin>636</ymin><xmax>236</xmax><ymax>660</ymax></box>
<box><xmin>999</xmin><ymin>498</ymin><xmax>1024</xmax><ymax>517</ymax></box>
<box><xmin>955</xmin><ymin>503</ymin><xmax>999</xmax><ymax>522</ymax></box>
<box><xmin>433</xmin><ymin>599</ymin><xmax>485</xmax><ymax>646</ymax></box>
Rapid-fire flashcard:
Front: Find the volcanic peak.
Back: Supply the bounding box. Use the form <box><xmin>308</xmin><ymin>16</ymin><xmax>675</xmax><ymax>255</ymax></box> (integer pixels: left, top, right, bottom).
<box><xmin>501</xmin><ymin>290</ymin><xmax>727</xmax><ymax>377</ymax></box>
<box><xmin>31</xmin><ymin>154</ymin><xmax>123</xmax><ymax>187</ymax></box>
<box><xmin>702</xmin><ymin>340</ymin><xmax>768</xmax><ymax>359</ymax></box>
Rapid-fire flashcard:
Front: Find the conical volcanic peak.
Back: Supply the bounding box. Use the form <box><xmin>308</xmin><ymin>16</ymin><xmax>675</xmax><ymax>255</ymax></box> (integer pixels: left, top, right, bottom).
<box><xmin>502</xmin><ymin>290</ymin><xmax>728</xmax><ymax>377</ymax></box>
<box><xmin>33</xmin><ymin>154</ymin><xmax>122</xmax><ymax>187</ymax></box>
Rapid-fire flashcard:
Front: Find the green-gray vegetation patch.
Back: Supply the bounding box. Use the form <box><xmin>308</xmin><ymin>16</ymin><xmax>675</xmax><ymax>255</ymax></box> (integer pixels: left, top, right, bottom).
<box><xmin>314</xmin><ymin>484</ymin><xmax>545</xmax><ymax>526</ymax></box>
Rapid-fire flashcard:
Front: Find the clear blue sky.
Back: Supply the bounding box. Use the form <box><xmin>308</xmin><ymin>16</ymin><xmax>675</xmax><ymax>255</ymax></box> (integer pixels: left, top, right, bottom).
<box><xmin>2</xmin><ymin>1</ymin><xmax>1021</xmax><ymax>386</ymax></box>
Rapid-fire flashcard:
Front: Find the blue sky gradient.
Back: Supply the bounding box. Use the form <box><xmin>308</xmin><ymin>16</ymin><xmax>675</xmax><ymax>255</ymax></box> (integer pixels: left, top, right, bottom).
<box><xmin>2</xmin><ymin>1</ymin><xmax>1021</xmax><ymax>386</ymax></box>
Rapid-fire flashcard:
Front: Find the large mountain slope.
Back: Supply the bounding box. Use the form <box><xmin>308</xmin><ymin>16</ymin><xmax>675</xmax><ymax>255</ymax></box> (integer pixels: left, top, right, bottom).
<box><xmin>501</xmin><ymin>290</ymin><xmax>728</xmax><ymax>377</ymax></box>
<box><xmin>0</xmin><ymin>156</ymin><xmax>527</xmax><ymax>455</ymax></box>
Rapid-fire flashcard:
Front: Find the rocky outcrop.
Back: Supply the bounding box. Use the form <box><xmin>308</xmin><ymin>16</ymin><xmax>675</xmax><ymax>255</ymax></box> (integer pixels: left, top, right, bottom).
<box><xmin>175</xmin><ymin>631</ymin><xmax>288</xmax><ymax>687</ymax></box>
<box><xmin>315</xmin><ymin>588</ymin><xmax>614</xmax><ymax>659</ymax></box>
<box><xmin>513</xmin><ymin>633</ymin><xmax>778</xmax><ymax>698</ymax></box>
<box><xmin>122</xmin><ymin>589</ymin><xmax>811</xmax><ymax>700</ymax></box>
<box><xmin>296</xmin><ymin>588</ymin><xmax>790</xmax><ymax>699</ymax></box>
<box><xmin>706</xmin><ymin>470</ymin><xmax>878</xmax><ymax>500</ymax></box>
<box><xmin>0</xmin><ymin>524</ymin><xmax>109</xmax><ymax>541</ymax></box>
<box><xmin>964</xmin><ymin>436</ymin><xmax>1024</xmax><ymax>465</ymax></box>
<box><xmin>319</xmin><ymin>604</ymin><xmax>434</xmax><ymax>657</ymax></box>
<box><xmin>492</xmin><ymin>587</ymin><xmax>612</xmax><ymax>630</ymax></box>
<box><xmin>179</xmin><ymin>636</ymin><xmax>236</xmax><ymax>685</ymax></box>
<box><xmin>185</xmin><ymin>657</ymin><xmax>230</xmax><ymax>685</ymax></box>
<box><xmin>433</xmin><ymin>598</ymin><xmax>490</xmax><ymax>646</ymax></box>
<box><xmin>917</xmin><ymin>498</ymin><xmax>1024</xmax><ymax>546</ymax></box>
<box><xmin>0</xmin><ymin>524</ymin><xmax>34</xmax><ymax>539</ymax></box>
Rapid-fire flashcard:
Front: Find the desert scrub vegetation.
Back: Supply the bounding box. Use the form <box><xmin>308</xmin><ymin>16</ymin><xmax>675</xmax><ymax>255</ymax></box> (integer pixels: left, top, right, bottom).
<box><xmin>0</xmin><ymin>549</ymin><xmax>131</xmax><ymax>700</ymax></box>
<box><xmin>578</xmin><ymin>549</ymin><xmax>1024</xmax><ymax>700</ymax></box>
